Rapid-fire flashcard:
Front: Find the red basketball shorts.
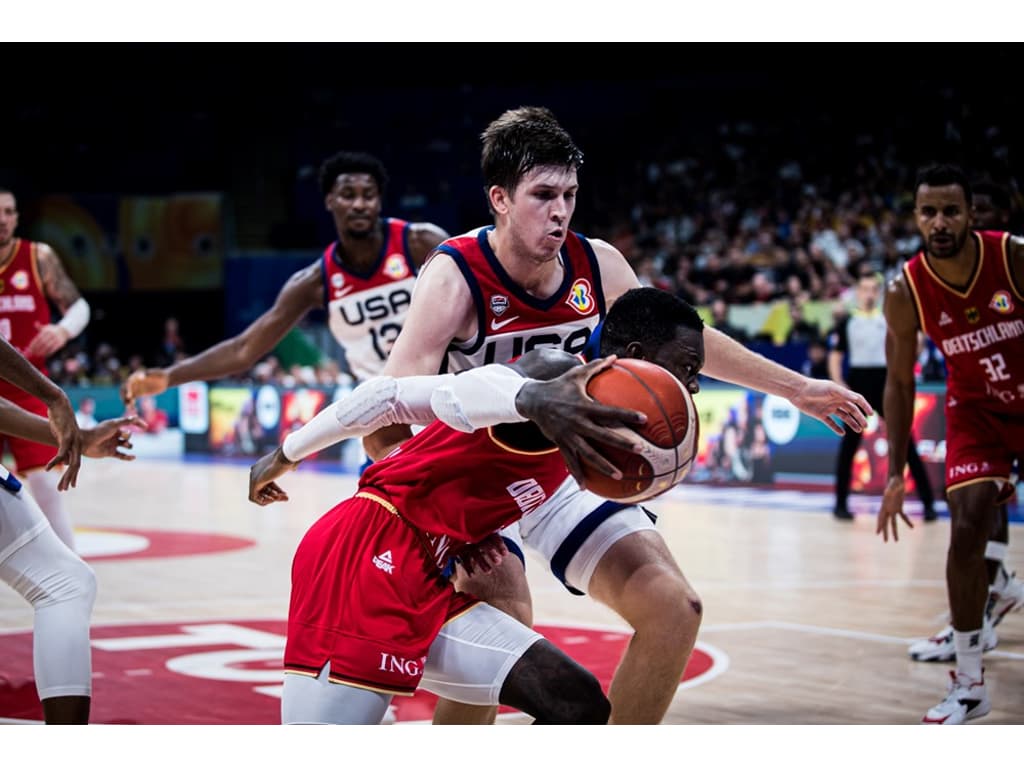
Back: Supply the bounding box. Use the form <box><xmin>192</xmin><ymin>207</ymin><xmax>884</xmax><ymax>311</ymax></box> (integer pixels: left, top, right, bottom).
<box><xmin>283</xmin><ymin>492</ymin><xmax>478</xmax><ymax>696</ymax></box>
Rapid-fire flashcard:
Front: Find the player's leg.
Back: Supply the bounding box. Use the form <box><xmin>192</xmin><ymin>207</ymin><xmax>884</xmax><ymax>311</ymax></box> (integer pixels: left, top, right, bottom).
<box><xmin>923</xmin><ymin>480</ymin><xmax>999</xmax><ymax>724</ymax></box>
<box><xmin>422</xmin><ymin>603</ymin><xmax>609</xmax><ymax>724</ymax></box>
<box><xmin>832</xmin><ymin>427</ymin><xmax>860</xmax><ymax>520</ymax></box>
<box><xmin>520</xmin><ymin>479</ymin><xmax>700</xmax><ymax>723</ymax></box>
<box><xmin>986</xmin><ymin>463</ymin><xmax>1023</xmax><ymax>625</ymax></box>
<box><xmin>432</xmin><ymin>525</ymin><xmax>532</xmax><ymax>725</ymax></box>
<box><xmin>281</xmin><ymin>665</ymin><xmax>393</xmax><ymax>724</ymax></box>
<box><xmin>0</xmin><ymin>487</ymin><xmax>96</xmax><ymax>724</ymax></box>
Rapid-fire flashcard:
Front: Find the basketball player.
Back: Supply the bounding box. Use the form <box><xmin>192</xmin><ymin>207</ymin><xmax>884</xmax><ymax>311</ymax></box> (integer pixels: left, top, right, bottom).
<box><xmin>365</xmin><ymin>107</ymin><xmax>872</xmax><ymax>724</ymax></box>
<box><xmin>0</xmin><ymin>188</ymin><xmax>92</xmax><ymax>550</ymax></box>
<box><xmin>907</xmin><ymin>178</ymin><xmax>1024</xmax><ymax>663</ymax></box>
<box><xmin>248</xmin><ymin>287</ymin><xmax>705</xmax><ymax>724</ymax></box>
<box><xmin>877</xmin><ymin>164</ymin><xmax>1024</xmax><ymax>724</ymax></box>
<box><xmin>0</xmin><ymin>335</ymin><xmax>143</xmax><ymax>723</ymax></box>
<box><xmin>121</xmin><ymin>150</ymin><xmax>449</xmax><ymax>397</ymax></box>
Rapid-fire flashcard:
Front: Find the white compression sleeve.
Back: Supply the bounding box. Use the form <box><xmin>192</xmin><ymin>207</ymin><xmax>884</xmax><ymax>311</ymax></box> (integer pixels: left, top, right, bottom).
<box><xmin>430</xmin><ymin>364</ymin><xmax>529</xmax><ymax>432</ymax></box>
<box><xmin>281</xmin><ymin>374</ymin><xmax>455</xmax><ymax>462</ymax></box>
<box><xmin>56</xmin><ymin>298</ymin><xmax>90</xmax><ymax>339</ymax></box>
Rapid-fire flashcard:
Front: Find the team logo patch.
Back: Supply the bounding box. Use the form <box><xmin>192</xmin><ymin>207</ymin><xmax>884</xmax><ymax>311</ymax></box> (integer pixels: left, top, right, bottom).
<box><xmin>331</xmin><ymin>273</ymin><xmax>345</xmax><ymax>288</ymax></box>
<box><xmin>384</xmin><ymin>253</ymin><xmax>409</xmax><ymax>280</ymax></box>
<box><xmin>965</xmin><ymin>306</ymin><xmax>980</xmax><ymax>324</ymax></box>
<box><xmin>10</xmin><ymin>270</ymin><xmax>29</xmax><ymax>291</ymax></box>
<box><xmin>0</xmin><ymin>620</ymin><xmax>725</xmax><ymax>723</ymax></box>
<box><xmin>490</xmin><ymin>294</ymin><xmax>510</xmax><ymax>317</ymax></box>
<box><xmin>990</xmin><ymin>290</ymin><xmax>1014</xmax><ymax>314</ymax></box>
<box><xmin>566</xmin><ymin>278</ymin><xmax>595</xmax><ymax>315</ymax></box>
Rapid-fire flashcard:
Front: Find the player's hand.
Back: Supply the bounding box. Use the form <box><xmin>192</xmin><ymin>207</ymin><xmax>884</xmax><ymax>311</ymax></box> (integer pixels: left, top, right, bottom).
<box><xmin>455</xmin><ymin>533</ymin><xmax>508</xmax><ymax>578</ymax></box>
<box><xmin>24</xmin><ymin>323</ymin><xmax>70</xmax><ymax>359</ymax></box>
<box><xmin>248</xmin><ymin>446</ymin><xmax>296</xmax><ymax>505</ymax></box>
<box><xmin>789</xmin><ymin>378</ymin><xmax>872</xmax><ymax>436</ymax></box>
<box><xmin>516</xmin><ymin>356</ymin><xmax>647</xmax><ymax>488</ymax></box>
<box><xmin>81</xmin><ymin>416</ymin><xmax>147</xmax><ymax>460</ymax></box>
<box><xmin>45</xmin><ymin>393</ymin><xmax>83</xmax><ymax>491</ymax></box>
<box><xmin>121</xmin><ymin>368</ymin><xmax>170</xmax><ymax>410</ymax></box>
<box><xmin>877</xmin><ymin>476</ymin><xmax>913</xmax><ymax>542</ymax></box>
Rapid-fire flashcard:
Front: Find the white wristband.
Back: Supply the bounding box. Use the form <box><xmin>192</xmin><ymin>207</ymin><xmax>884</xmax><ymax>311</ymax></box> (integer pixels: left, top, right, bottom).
<box><xmin>431</xmin><ymin>364</ymin><xmax>528</xmax><ymax>432</ymax></box>
<box><xmin>56</xmin><ymin>298</ymin><xmax>90</xmax><ymax>339</ymax></box>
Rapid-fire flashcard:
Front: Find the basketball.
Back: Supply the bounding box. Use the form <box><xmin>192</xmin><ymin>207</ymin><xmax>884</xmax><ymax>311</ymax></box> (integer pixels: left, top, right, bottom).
<box><xmin>580</xmin><ymin>358</ymin><xmax>699</xmax><ymax>504</ymax></box>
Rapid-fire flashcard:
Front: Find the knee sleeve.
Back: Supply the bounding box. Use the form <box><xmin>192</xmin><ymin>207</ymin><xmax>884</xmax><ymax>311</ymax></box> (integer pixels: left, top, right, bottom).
<box><xmin>281</xmin><ymin>664</ymin><xmax>392</xmax><ymax>724</ymax></box>
<box><xmin>0</xmin><ymin>524</ymin><xmax>96</xmax><ymax>699</ymax></box>
<box><xmin>26</xmin><ymin>470</ymin><xmax>75</xmax><ymax>552</ymax></box>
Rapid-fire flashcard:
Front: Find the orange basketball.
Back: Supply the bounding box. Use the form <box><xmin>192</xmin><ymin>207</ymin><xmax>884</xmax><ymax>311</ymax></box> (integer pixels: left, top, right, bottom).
<box><xmin>581</xmin><ymin>358</ymin><xmax>699</xmax><ymax>504</ymax></box>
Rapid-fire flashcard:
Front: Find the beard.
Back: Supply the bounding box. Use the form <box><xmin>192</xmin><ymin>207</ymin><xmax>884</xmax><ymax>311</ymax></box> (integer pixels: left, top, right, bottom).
<box><xmin>344</xmin><ymin>225</ymin><xmax>373</xmax><ymax>241</ymax></box>
<box><xmin>925</xmin><ymin>229</ymin><xmax>968</xmax><ymax>260</ymax></box>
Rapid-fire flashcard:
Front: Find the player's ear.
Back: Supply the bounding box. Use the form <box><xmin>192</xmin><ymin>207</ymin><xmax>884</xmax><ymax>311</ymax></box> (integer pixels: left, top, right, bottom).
<box><xmin>488</xmin><ymin>185</ymin><xmax>510</xmax><ymax>215</ymax></box>
<box><xmin>624</xmin><ymin>341</ymin><xmax>646</xmax><ymax>360</ymax></box>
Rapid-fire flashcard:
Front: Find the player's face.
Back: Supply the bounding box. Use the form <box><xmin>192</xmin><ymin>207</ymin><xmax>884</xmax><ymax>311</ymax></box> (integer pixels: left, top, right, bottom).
<box><xmin>0</xmin><ymin>193</ymin><xmax>18</xmax><ymax>247</ymax></box>
<box><xmin>971</xmin><ymin>193</ymin><xmax>1009</xmax><ymax>230</ymax></box>
<box><xmin>647</xmin><ymin>327</ymin><xmax>705</xmax><ymax>395</ymax></box>
<box><xmin>325</xmin><ymin>173</ymin><xmax>382</xmax><ymax>239</ymax></box>
<box><xmin>505</xmin><ymin>166</ymin><xmax>578</xmax><ymax>259</ymax></box>
<box><xmin>915</xmin><ymin>184</ymin><xmax>970</xmax><ymax>260</ymax></box>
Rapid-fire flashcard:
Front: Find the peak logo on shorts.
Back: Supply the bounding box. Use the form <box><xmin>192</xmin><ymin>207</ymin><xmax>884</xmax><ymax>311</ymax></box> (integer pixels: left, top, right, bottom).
<box><xmin>372</xmin><ymin>550</ymin><xmax>395</xmax><ymax>574</ymax></box>
<box><xmin>566</xmin><ymin>279</ymin><xmax>594</xmax><ymax>315</ymax></box>
<box><xmin>990</xmin><ymin>291</ymin><xmax>1014</xmax><ymax>314</ymax></box>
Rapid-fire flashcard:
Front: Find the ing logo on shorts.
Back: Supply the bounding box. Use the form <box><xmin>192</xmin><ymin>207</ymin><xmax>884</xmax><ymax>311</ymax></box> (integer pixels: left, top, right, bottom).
<box><xmin>566</xmin><ymin>278</ymin><xmax>595</xmax><ymax>315</ymax></box>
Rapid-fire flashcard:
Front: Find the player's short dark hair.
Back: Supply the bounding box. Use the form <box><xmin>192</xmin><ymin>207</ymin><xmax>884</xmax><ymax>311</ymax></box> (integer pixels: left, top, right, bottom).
<box><xmin>480</xmin><ymin>106</ymin><xmax>584</xmax><ymax>194</ymax></box>
<box><xmin>318</xmin><ymin>151</ymin><xmax>389</xmax><ymax>197</ymax></box>
<box><xmin>600</xmin><ymin>288</ymin><xmax>704</xmax><ymax>356</ymax></box>
<box><xmin>915</xmin><ymin>163</ymin><xmax>972</xmax><ymax>204</ymax></box>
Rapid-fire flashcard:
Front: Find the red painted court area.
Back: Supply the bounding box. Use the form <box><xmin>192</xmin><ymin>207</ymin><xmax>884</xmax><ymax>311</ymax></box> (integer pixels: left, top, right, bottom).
<box><xmin>0</xmin><ymin>619</ymin><xmax>720</xmax><ymax>724</ymax></box>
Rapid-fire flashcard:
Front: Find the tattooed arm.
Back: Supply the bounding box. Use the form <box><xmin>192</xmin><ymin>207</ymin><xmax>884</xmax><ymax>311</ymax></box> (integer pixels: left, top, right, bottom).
<box><xmin>24</xmin><ymin>243</ymin><xmax>89</xmax><ymax>358</ymax></box>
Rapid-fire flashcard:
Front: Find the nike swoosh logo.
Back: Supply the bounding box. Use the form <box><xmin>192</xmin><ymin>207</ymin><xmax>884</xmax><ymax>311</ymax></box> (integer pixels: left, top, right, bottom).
<box><xmin>490</xmin><ymin>315</ymin><xmax>520</xmax><ymax>331</ymax></box>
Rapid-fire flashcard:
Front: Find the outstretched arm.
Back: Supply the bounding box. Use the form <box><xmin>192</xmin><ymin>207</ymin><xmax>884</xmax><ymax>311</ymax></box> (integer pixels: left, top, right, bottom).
<box><xmin>123</xmin><ymin>262</ymin><xmax>323</xmax><ymax>407</ymax></box>
<box><xmin>876</xmin><ymin>275</ymin><xmax>920</xmax><ymax>542</ymax></box>
<box><xmin>0</xmin><ymin>336</ymin><xmax>81</xmax><ymax>489</ymax></box>
<box><xmin>701</xmin><ymin>326</ymin><xmax>871</xmax><ymax>435</ymax></box>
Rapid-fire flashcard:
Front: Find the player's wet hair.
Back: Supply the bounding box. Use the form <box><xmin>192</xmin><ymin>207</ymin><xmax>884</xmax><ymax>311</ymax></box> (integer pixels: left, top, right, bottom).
<box><xmin>319</xmin><ymin>151</ymin><xmax>389</xmax><ymax>197</ymax></box>
<box><xmin>915</xmin><ymin>163</ymin><xmax>972</xmax><ymax>204</ymax></box>
<box><xmin>480</xmin><ymin>106</ymin><xmax>584</xmax><ymax>195</ymax></box>
<box><xmin>600</xmin><ymin>288</ymin><xmax>704</xmax><ymax>356</ymax></box>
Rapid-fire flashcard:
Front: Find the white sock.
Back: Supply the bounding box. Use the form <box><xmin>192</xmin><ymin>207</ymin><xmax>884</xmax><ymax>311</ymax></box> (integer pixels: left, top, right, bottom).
<box><xmin>26</xmin><ymin>470</ymin><xmax>75</xmax><ymax>552</ymax></box>
<box><xmin>953</xmin><ymin>629</ymin><xmax>985</xmax><ymax>680</ymax></box>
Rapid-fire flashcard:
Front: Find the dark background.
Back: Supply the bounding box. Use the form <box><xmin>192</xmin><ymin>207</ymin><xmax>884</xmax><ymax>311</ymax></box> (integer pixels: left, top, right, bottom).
<box><xmin>4</xmin><ymin>43</ymin><xmax>1021</xmax><ymax>358</ymax></box>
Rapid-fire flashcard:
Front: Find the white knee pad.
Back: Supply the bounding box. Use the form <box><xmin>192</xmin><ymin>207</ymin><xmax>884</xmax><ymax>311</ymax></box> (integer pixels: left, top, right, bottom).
<box><xmin>26</xmin><ymin>470</ymin><xmax>75</xmax><ymax>552</ymax></box>
<box><xmin>420</xmin><ymin>603</ymin><xmax>542</xmax><ymax>706</ymax></box>
<box><xmin>281</xmin><ymin>664</ymin><xmax>392</xmax><ymax>724</ymax></box>
<box><xmin>0</xmin><ymin>522</ymin><xmax>96</xmax><ymax>699</ymax></box>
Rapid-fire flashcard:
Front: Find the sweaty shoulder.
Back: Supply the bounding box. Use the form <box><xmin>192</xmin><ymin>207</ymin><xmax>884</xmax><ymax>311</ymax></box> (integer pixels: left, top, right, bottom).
<box><xmin>588</xmin><ymin>238</ymin><xmax>642</xmax><ymax>304</ymax></box>
<box><xmin>407</xmin><ymin>222</ymin><xmax>451</xmax><ymax>267</ymax></box>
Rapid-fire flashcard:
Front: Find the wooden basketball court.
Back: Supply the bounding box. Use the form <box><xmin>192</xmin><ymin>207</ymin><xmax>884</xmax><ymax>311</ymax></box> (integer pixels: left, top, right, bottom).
<box><xmin>1</xmin><ymin>456</ymin><xmax>1022</xmax><ymax>724</ymax></box>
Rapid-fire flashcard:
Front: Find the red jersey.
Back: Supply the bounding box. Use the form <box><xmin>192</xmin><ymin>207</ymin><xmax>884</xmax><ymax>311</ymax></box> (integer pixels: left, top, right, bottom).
<box><xmin>436</xmin><ymin>226</ymin><xmax>606</xmax><ymax>370</ymax></box>
<box><xmin>322</xmin><ymin>218</ymin><xmax>416</xmax><ymax>381</ymax></box>
<box><xmin>904</xmin><ymin>230</ymin><xmax>1024</xmax><ymax>414</ymax></box>
<box><xmin>359</xmin><ymin>418</ymin><xmax>570</xmax><ymax>571</ymax></box>
<box><xmin>0</xmin><ymin>239</ymin><xmax>51</xmax><ymax>400</ymax></box>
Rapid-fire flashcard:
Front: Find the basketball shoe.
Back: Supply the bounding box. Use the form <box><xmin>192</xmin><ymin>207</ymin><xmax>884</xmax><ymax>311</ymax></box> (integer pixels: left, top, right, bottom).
<box><xmin>922</xmin><ymin>670</ymin><xmax>990</xmax><ymax>724</ymax></box>
<box><xmin>988</xmin><ymin>567</ymin><xmax>1024</xmax><ymax>627</ymax></box>
<box><xmin>908</xmin><ymin>618</ymin><xmax>997</xmax><ymax>662</ymax></box>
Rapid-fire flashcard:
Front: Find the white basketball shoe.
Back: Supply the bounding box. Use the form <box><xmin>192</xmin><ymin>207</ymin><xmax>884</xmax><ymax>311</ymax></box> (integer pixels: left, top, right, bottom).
<box><xmin>908</xmin><ymin>620</ymin><xmax>997</xmax><ymax>662</ymax></box>
<box><xmin>922</xmin><ymin>670</ymin><xmax>990</xmax><ymax>724</ymax></box>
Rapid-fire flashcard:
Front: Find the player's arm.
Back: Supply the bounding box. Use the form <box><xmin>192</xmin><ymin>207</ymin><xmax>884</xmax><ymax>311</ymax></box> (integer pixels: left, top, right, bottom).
<box><xmin>701</xmin><ymin>326</ymin><xmax>870</xmax><ymax>435</ymax></box>
<box><xmin>123</xmin><ymin>262</ymin><xmax>323</xmax><ymax>406</ymax></box>
<box><xmin>0</xmin><ymin>396</ymin><xmax>144</xmax><ymax>461</ymax></box>
<box><xmin>24</xmin><ymin>242</ymin><xmax>89</xmax><ymax>359</ymax></box>
<box><xmin>590</xmin><ymin>239</ymin><xmax>642</xmax><ymax>305</ymax></box>
<box><xmin>248</xmin><ymin>350</ymin><xmax>645</xmax><ymax>504</ymax></box>
<box><xmin>877</xmin><ymin>274</ymin><xmax>921</xmax><ymax>542</ymax></box>
<box><xmin>406</xmin><ymin>222</ymin><xmax>451</xmax><ymax>268</ymax></box>
<box><xmin>362</xmin><ymin>253</ymin><xmax>477</xmax><ymax>459</ymax></box>
<box><xmin>1009</xmin><ymin>235</ymin><xmax>1024</xmax><ymax>287</ymax></box>
<box><xmin>0</xmin><ymin>336</ymin><xmax>81</xmax><ymax>488</ymax></box>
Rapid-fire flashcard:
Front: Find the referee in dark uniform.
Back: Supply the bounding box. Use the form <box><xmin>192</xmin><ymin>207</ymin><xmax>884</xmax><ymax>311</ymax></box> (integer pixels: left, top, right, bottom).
<box><xmin>828</xmin><ymin>270</ymin><xmax>936</xmax><ymax>521</ymax></box>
